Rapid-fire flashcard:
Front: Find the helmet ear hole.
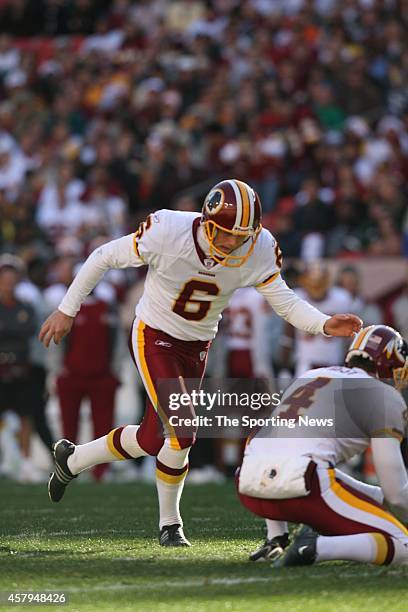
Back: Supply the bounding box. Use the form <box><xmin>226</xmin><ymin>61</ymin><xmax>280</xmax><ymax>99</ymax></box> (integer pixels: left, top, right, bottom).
<box><xmin>399</xmin><ymin>339</ymin><xmax>408</xmax><ymax>360</ymax></box>
<box><xmin>394</xmin><ymin>340</ymin><xmax>408</xmax><ymax>390</ymax></box>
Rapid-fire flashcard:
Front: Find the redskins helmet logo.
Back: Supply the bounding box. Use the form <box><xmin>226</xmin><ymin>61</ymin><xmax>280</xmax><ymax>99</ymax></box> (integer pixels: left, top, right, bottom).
<box><xmin>205</xmin><ymin>189</ymin><xmax>224</xmax><ymax>215</ymax></box>
<box><xmin>385</xmin><ymin>340</ymin><xmax>395</xmax><ymax>360</ymax></box>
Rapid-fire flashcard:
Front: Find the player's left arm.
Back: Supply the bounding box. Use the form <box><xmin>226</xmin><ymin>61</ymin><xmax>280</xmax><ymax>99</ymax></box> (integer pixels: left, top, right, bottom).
<box><xmin>254</xmin><ymin>233</ymin><xmax>362</xmax><ymax>337</ymax></box>
<box><xmin>371</xmin><ymin>437</ymin><xmax>408</xmax><ymax>523</ymax></box>
<box><xmin>364</xmin><ymin>384</ymin><xmax>408</xmax><ymax>522</ymax></box>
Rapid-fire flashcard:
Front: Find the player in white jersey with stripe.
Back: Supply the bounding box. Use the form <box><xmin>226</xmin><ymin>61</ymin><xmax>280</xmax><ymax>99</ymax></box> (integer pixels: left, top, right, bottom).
<box><xmin>39</xmin><ymin>179</ymin><xmax>361</xmax><ymax>546</ymax></box>
<box><xmin>281</xmin><ymin>263</ymin><xmax>353</xmax><ymax>377</ymax></box>
<box><xmin>224</xmin><ymin>287</ymin><xmax>272</xmax><ymax>379</ymax></box>
<box><xmin>238</xmin><ymin>325</ymin><xmax>408</xmax><ymax>566</ymax></box>
<box><xmin>293</xmin><ymin>264</ymin><xmax>354</xmax><ymax>375</ymax></box>
<box><xmin>217</xmin><ymin>287</ymin><xmax>272</xmax><ymax>476</ymax></box>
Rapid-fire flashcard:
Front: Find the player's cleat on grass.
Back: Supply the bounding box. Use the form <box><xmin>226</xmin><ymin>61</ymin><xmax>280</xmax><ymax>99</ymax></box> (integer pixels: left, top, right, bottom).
<box><xmin>48</xmin><ymin>439</ymin><xmax>77</xmax><ymax>503</ymax></box>
<box><xmin>274</xmin><ymin>526</ymin><xmax>318</xmax><ymax>567</ymax></box>
<box><xmin>159</xmin><ymin>524</ymin><xmax>191</xmax><ymax>547</ymax></box>
<box><xmin>249</xmin><ymin>533</ymin><xmax>290</xmax><ymax>562</ymax></box>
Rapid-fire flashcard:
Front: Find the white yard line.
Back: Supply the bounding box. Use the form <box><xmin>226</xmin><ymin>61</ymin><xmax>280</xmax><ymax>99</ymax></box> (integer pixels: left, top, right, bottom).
<box><xmin>57</xmin><ymin>569</ymin><xmax>392</xmax><ymax>594</ymax></box>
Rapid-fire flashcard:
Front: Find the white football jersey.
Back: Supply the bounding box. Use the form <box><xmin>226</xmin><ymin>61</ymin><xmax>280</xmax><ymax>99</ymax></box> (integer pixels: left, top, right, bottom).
<box><xmin>225</xmin><ymin>287</ymin><xmax>272</xmax><ymax>377</ymax></box>
<box><xmin>58</xmin><ymin>209</ymin><xmax>330</xmax><ymax>341</ymax></box>
<box><xmin>294</xmin><ymin>287</ymin><xmax>353</xmax><ymax>375</ymax></box>
<box><xmin>245</xmin><ymin>365</ymin><xmax>407</xmax><ymax>467</ymax></box>
<box><xmin>134</xmin><ymin>210</ymin><xmax>281</xmax><ymax>341</ymax></box>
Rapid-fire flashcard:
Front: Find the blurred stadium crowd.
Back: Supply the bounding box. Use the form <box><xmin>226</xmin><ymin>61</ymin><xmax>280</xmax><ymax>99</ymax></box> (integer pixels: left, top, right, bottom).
<box><xmin>0</xmin><ymin>0</ymin><xmax>407</xmax><ymax>482</ymax></box>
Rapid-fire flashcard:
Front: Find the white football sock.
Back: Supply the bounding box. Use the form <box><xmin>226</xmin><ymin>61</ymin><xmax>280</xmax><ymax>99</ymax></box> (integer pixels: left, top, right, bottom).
<box><xmin>156</xmin><ymin>441</ymin><xmax>190</xmax><ymax>529</ymax></box>
<box><xmin>317</xmin><ymin>533</ymin><xmax>376</xmax><ymax>563</ymax></box>
<box><xmin>266</xmin><ymin>519</ymin><xmax>288</xmax><ymax>539</ymax></box>
<box><xmin>67</xmin><ymin>425</ymin><xmax>147</xmax><ymax>475</ymax></box>
<box><xmin>316</xmin><ymin>533</ymin><xmax>408</xmax><ymax>565</ymax></box>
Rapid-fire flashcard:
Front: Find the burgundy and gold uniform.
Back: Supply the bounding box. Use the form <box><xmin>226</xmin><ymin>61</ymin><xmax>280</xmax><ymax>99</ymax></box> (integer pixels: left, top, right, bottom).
<box><xmin>49</xmin><ymin>179</ymin><xmax>336</xmax><ymax>541</ymax></box>
<box><xmin>58</xmin><ymin>182</ymin><xmax>329</xmax><ymax>454</ymax></box>
<box><xmin>239</xmin><ymin>326</ymin><xmax>408</xmax><ymax>565</ymax></box>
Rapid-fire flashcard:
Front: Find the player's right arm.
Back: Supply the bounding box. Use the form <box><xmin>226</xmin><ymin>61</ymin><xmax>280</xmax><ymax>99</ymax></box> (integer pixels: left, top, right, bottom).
<box><xmin>39</xmin><ymin>212</ymin><xmax>164</xmax><ymax>347</ymax></box>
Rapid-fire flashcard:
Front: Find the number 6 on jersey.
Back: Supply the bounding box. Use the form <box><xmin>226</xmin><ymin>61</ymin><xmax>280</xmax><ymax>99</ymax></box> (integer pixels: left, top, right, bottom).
<box><xmin>173</xmin><ymin>279</ymin><xmax>220</xmax><ymax>321</ymax></box>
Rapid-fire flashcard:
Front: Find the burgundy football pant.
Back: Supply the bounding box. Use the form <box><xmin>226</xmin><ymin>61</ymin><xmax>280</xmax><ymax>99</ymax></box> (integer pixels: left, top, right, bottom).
<box><xmin>129</xmin><ymin>319</ymin><xmax>210</xmax><ymax>455</ymax></box>
<box><xmin>237</xmin><ymin>464</ymin><xmax>408</xmax><ymax>541</ymax></box>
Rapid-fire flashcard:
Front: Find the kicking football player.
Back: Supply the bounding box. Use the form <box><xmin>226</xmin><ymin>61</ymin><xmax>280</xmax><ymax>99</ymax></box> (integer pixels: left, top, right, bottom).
<box><xmin>39</xmin><ymin>179</ymin><xmax>361</xmax><ymax>546</ymax></box>
<box><xmin>238</xmin><ymin>325</ymin><xmax>408</xmax><ymax>566</ymax></box>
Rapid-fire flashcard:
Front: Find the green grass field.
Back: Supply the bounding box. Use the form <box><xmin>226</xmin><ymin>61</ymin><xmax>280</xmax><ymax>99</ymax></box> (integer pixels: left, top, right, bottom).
<box><xmin>0</xmin><ymin>480</ymin><xmax>407</xmax><ymax>611</ymax></box>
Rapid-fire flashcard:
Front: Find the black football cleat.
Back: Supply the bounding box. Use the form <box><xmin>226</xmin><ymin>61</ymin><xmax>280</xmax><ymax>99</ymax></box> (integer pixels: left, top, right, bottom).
<box><xmin>249</xmin><ymin>533</ymin><xmax>290</xmax><ymax>562</ymax></box>
<box><xmin>274</xmin><ymin>525</ymin><xmax>318</xmax><ymax>567</ymax></box>
<box><xmin>48</xmin><ymin>439</ymin><xmax>77</xmax><ymax>503</ymax></box>
<box><xmin>159</xmin><ymin>524</ymin><xmax>191</xmax><ymax>547</ymax></box>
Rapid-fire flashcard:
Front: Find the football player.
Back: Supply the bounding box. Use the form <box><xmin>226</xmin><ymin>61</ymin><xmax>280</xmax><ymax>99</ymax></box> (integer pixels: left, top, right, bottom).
<box><xmin>217</xmin><ymin>287</ymin><xmax>273</xmax><ymax>476</ymax></box>
<box><xmin>238</xmin><ymin>325</ymin><xmax>408</xmax><ymax>566</ymax></box>
<box><xmin>224</xmin><ymin>287</ymin><xmax>272</xmax><ymax>380</ymax></box>
<box><xmin>282</xmin><ymin>262</ymin><xmax>354</xmax><ymax>377</ymax></box>
<box><xmin>39</xmin><ymin>179</ymin><xmax>361</xmax><ymax>546</ymax></box>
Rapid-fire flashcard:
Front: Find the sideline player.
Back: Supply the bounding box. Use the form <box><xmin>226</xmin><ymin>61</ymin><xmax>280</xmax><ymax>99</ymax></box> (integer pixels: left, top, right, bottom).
<box><xmin>238</xmin><ymin>325</ymin><xmax>408</xmax><ymax>566</ymax></box>
<box><xmin>224</xmin><ymin>287</ymin><xmax>272</xmax><ymax>380</ymax></box>
<box><xmin>214</xmin><ymin>287</ymin><xmax>273</xmax><ymax>476</ymax></box>
<box><xmin>282</xmin><ymin>263</ymin><xmax>354</xmax><ymax>376</ymax></box>
<box><xmin>39</xmin><ymin>179</ymin><xmax>361</xmax><ymax>546</ymax></box>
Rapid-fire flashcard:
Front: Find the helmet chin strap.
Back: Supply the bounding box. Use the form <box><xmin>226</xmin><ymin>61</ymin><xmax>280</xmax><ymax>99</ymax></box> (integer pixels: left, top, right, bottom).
<box><xmin>197</xmin><ymin>222</ymin><xmax>212</xmax><ymax>256</ymax></box>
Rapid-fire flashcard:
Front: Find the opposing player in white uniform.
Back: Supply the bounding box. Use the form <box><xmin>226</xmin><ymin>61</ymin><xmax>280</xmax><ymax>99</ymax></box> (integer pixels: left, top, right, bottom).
<box><xmin>39</xmin><ymin>179</ymin><xmax>361</xmax><ymax>546</ymax></box>
<box><xmin>238</xmin><ymin>325</ymin><xmax>408</xmax><ymax>566</ymax></box>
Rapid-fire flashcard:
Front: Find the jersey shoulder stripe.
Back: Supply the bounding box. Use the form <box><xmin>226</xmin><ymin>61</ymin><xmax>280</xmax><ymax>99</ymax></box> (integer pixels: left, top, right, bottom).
<box><xmin>250</xmin><ymin>228</ymin><xmax>282</xmax><ymax>288</ymax></box>
<box><xmin>256</xmin><ymin>271</ymin><xmax>280</xmax><ymax>288</ymax></box>
<box><xmin>132</xmin><ymin>210</ymin><xmax>199</xmax><ymax>263</ymax></box>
